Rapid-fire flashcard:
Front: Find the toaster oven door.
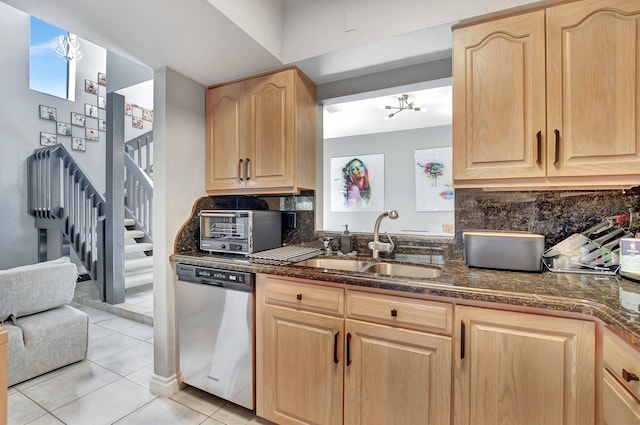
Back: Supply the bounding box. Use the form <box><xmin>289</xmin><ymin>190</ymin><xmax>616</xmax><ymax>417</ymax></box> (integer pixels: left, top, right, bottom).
<box><xmin>201</xmin><ymin>213</ymin><xmax>249</xmax><ymax>240</ymax></box>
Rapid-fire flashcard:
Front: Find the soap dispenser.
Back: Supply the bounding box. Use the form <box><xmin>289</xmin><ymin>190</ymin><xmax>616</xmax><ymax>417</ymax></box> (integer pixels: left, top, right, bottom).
<box><xmin>340</xmin><ymin>224</ymin><xmax>353</xmax><ymax>254</ymax></box>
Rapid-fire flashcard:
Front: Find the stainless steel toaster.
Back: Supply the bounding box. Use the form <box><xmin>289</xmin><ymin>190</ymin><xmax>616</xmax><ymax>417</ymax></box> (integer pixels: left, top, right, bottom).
<box><xmin>463</xmin><ymin>230</ymin><xmax>545</xmax><ymax>272</ymax></box>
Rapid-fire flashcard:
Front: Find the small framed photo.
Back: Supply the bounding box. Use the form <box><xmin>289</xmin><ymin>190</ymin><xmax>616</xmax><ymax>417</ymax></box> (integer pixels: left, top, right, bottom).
<box><xmin>85</xmin><ymin>103</ymin><xmax>98</xmax><ymax>118</ymax></box>
<box><xmin>71</xmin><ymin>112</ymin><xmax>85</xmax><ymax>127</ymax></box>
<box><xmin>39</xmin><ymin>105</ymin><xmax>56</xmax><ymax>121</ymax></box>
<box><xmin>71</xmin><ymin>138</ymin><xmax>86</xmax><ymax>152</ymax></box>
<box><xmin>98</xmin><ymin>96</ymin><xmax>106</xmax><ymax>109</ymax></box>
<box><xmin>132</xmin><ymin>105</ymin><xmax>143</xmax><ymax>118</ymax></box>
<box><xmin>40</xmin><ymin>132</ymin><xmax>57</xmax><ymax>146</ymax></box>
<box><xmin>98</xmin><ymin>72</ymin><xmax>107</xmax><ymax>86</ymax></box>
<box><xmin>85</xmin><ymin>79</ymin><xmax>98</xmax><ymax>94</ymax></box>
<box><xmin>85</xmin><ymin>128</ymin><xmax>99</xmax><ymax>141</ymax></box>
<box><xmin>124</xmin><ymin>103</ymin><xmax>132</xmax><ymax>116</ymax></box>
<box><xmin>56</xmin><ymin>122</ymin><xmax>72</xmax><ymax>136</ymax></box>
<box><xmin>98</xmin><ymin>119</ymin><xmax>106</xmax><ymax>132</ymax></box>
<box><xmin>142</xmin><ymin>109</ymin><xmax>153</xmax><ymax>122</ymax></box>
<box><xmin>132</xmin><ymin>117</ymin><xmax>143</xmax><ymax>129</ymax></box>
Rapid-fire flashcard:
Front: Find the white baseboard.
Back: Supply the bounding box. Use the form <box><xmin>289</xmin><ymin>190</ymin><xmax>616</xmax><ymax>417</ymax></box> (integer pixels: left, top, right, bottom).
<box><xmin>149</xmin><ymin>373</ymin><xmax>180</xmax><ymax>397</ymax></box>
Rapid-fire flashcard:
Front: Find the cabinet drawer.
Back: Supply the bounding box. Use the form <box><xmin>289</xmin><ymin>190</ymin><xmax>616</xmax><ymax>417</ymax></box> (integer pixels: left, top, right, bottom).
<box><xmin>346</xmin><ymin>290</ymin><xmax>452</xmax><ymax>335</ymax></box>
<box><xmin>603</xmin><ymin>369</ymin><xmax>640</xmax><ymax>424</ymax></box>
<box><xmin>263</xmin><ymin>277</ymin><xmax>344</xmax><ymax>316</ymax></box>
<box><xmin>604</xmin><ymin>328</ymin><xmax>640</xmax><ymax>400</ymax></box>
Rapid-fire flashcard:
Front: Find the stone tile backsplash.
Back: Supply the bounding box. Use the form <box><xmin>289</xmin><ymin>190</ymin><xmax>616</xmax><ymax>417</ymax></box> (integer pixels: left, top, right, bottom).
<box><xmin>452</xmin><ymin>188</ymin><xmax>640</xmax><ymax>259</ymax></box>
<box><xmin>175</xmin><ymin>188</ymin><xmax>640</xmax><ymax>261</ymax></box>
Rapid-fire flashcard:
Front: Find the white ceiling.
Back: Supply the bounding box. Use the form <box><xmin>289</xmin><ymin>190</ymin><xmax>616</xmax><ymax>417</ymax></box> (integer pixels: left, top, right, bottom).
<box><xmin>0</xmin><ymin>0</ymin><xmax>543</xmax><ymax>87</ymax></box>
<box><xmin>324</xmin><ymin>82</ymin><xmax>452</xmax><ymax>139</ymax></box>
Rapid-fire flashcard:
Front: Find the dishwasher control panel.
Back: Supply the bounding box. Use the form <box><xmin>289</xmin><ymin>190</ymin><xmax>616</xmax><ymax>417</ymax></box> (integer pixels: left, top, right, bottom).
<box><xmin>176</xmin><ymin>263</ymin><xmax>254</xmax><ymax>292</ymax></box>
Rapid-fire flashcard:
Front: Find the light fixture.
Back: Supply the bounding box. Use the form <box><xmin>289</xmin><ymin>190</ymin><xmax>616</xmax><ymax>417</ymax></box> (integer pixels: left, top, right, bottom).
<box><xmin>53</xmin><ymin>33</ymin><xmax>83</xmax><ymax>61</ymax></box>
<box><xmin>383</xmin><ymin>93</ymin><xmax>422</xmax><ymax>119</ymax></box>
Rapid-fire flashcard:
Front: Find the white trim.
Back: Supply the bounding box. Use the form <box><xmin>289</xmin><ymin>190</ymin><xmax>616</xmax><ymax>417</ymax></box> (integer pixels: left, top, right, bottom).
<box><xmin>67</xmin><ymin>36</ymin><xmax>77</xmax><ymax>101</ymax></box>
<box><xmin>149</xmin><ymin>373</ymin><xmax>180</xmax><ymax>397</ymax></box>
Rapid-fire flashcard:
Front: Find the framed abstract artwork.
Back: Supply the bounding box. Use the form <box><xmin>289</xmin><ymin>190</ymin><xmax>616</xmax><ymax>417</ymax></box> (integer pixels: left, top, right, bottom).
<box><xmin>414</xmin><ymin>147</ymin><xmax>454</xmax><ymax>212</ymax></box>
<box><xmin>330</xmin><ymin>153</ymin><xmax>385</xmax><ymax>212</ymax></box>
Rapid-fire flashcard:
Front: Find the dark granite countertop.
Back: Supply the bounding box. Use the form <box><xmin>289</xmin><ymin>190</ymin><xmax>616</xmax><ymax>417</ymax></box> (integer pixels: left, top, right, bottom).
<box><xmin>171</xmin><ymin>251</ymin><xmax>640</xmax><ymax>350</ymax></box>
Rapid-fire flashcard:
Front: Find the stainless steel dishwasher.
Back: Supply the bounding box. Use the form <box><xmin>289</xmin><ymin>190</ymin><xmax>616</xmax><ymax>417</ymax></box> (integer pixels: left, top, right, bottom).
<box><xmin>176</xmin><ymin>263</ymin><xmax>254</xmax><ymax>410</ymax></box>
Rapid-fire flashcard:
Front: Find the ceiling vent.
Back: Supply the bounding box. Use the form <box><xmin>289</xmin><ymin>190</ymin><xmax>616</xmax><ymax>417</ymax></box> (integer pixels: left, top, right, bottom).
<box><xmin>324</xmin><ymin>104</ymin><xmax>342</xmax><ymax>113</ymax></box>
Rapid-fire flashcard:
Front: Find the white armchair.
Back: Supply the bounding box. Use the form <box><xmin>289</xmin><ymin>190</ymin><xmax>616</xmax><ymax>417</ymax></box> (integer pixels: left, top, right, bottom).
<box><xmin>0</xmin><ymin>257</ymin><xmax>88</xmax><ymax>386</ymax></box>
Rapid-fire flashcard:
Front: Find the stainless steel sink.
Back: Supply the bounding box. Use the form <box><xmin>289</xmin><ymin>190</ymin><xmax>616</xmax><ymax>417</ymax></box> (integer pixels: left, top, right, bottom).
<box><xmin>294</xmin><ymin>257</ymin><xmax>369</xmax><ymax>271</ymax></box>
<box><xmin>360</xmin><ymin>262</ymin><xmax>442</xmax><ymax>279</ymax></box>
<box><xmin>295</xmin><ymin>257</ymin><xmax>442</xmax><ymax>279</ymax></box>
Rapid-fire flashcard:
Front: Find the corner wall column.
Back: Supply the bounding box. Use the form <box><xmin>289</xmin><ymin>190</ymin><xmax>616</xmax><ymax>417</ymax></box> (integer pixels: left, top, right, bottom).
<box><xmin>105</xmin><ymin>92</ymin><xmax>126</xmax><ymax>304</ymax></box>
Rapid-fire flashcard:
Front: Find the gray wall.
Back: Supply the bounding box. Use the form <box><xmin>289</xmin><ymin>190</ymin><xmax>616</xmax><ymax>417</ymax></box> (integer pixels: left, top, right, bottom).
<box><xmin>323</xmin><ymin>126</ymin><xmax>454</xmax><ymax>235</ymax></box>
<box><xmin>107</xmin><ymin>51</ymin><xmax>153</xmax><ymax>92</ymax></box>
<box><xmin>151</xmin><ymin>66</ymin><xmax>206</xmax><ymax>394</ymax></box>
<box><xmin>0</xmin><ymin>3</ymin><xmax>106</xmax><ymax>268</ymax></box>
<box><xmin>0</xmin><ymin>2</ymin><xmax>153</xmax><ymax>269</ymax></box>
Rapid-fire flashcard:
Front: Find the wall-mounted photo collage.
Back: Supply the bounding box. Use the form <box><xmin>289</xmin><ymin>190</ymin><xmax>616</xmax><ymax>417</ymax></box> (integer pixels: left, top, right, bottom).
<box><xmin>38</xmin><ymin>72</ymin><xmax>108</xmax><ymax>153</ymax></box>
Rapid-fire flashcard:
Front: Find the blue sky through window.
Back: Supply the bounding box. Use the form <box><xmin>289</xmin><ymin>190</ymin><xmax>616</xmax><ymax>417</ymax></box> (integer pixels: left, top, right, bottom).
<box><xmin>29</xmin><ymin>16</ymin><xmax>69</xmax><ymax>99</ymax></box>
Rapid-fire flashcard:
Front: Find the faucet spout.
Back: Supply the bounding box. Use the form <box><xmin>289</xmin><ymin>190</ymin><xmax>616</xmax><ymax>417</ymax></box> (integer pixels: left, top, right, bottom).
<box><xmin>368</xmin><ymin>210</ymin><xmax>399</xmax><ymax>259</ymax></box>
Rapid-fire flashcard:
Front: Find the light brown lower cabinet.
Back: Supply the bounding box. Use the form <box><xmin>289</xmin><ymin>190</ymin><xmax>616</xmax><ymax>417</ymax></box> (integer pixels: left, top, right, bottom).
<box><xmin>343</xmin><ymin>319</ymin><xmax>451</xmax><ymax>425</ymax></box>
<box><xmin>603</xmin><ymin>370</ymin><xmax>640</xmax><ymax>424</ymax></box>
<box><xmin>454</xmin><ymin>305</ymin><xmax>595</xmax><ymax>425</ymax></box>
<box><xmin>256</xmin><ymin>275</ymin><xmax>600</xmax><ymax>425</ymax></box>
<box><xmin>256</xmin><ymin>275</ymin><xmax>452</xmax><ymax>425</ymax></box>
<box><xmin>259</xmin><ymin>303</ymin><xmax>343</xmax><ymax>425</ymax></box>
<box><xmin>602</xmin><ymin>328</ymin><xmax>640</xmax><ymax>424</ymax></box>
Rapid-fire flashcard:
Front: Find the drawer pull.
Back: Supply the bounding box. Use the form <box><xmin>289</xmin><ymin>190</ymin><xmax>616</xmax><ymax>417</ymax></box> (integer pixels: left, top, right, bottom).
<box><xmin>623</xmin><ymin>369</ymin><xmax>639</xmax><ymax>382</ymax></box>
<box><xmin>296</xmin><ymin>293</ymin><xmax>302</xmax><ymax>301</ymax></box>
<box><xmin>390</xmin><ymin>308</ymin><xmax>398</xmax><ymax>317</ymax></box>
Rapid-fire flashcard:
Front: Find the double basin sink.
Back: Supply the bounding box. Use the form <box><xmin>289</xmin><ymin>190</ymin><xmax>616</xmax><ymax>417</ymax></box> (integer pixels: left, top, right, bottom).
<box><xmin>294</xmin><ymin>257</ymin><xmax>442</xmax><ymax>279</ymax></box>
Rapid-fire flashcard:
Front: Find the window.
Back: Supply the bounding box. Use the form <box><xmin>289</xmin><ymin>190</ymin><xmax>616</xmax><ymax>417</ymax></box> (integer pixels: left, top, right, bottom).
<box><xmin>29</xmin><ymin>16</ymin><xmax>76</xmax><ymax>101</ymax></box>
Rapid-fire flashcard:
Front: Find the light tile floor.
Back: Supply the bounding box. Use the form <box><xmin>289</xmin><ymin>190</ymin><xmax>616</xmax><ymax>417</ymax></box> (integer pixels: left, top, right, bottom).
<box><xmin>8</xmin><ymin>289</ymin><xmax>272</xmax><ymax>425</ymax></box>
<box><xmin>73</xmin><ymin>281</ymin><xmax>154</xmax><ymax>325</ymax></box>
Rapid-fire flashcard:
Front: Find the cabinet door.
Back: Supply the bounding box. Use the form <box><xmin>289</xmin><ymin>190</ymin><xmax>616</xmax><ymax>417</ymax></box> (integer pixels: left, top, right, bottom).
<box><xmin>453</xmin><ymin>10</ymin><xmax>546</xmax><ymax>183</ymax></box>
<box><xmin>245</xmin><ymin>70</ymin><xmax>295</xmax><ymax>190</ymax></box>
<box><xmin>259</xmin><ymin>304</ymin><xmax>343</xmax><ymax>425</ymax></box>
<box><xmin>546</xmin><ymin>0</ymin><xmax>640</xmax><ymax>178</ymax></box>
<box><xmin>205</xmin><ymin>82</ymin><xmax>246</xmax><ymax>191</ymax></box>
<box><xmin>454</xmin><ymin>306</ymin><xmax>595</xmax><ymax>425</ymax></box>
<box><xmin>602</xmin><ymin>369</ymin><xmax>640</xmax><ymax>425</ymax></box>
<box><xmin>344</xmin><ymin>319</ymin><xmax>451</xmax><ymax>425</ymax></box>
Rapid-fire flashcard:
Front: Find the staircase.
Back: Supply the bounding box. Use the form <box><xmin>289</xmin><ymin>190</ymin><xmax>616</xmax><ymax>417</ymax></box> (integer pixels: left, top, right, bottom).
<box><xmin>123</xmin><ymin>131</ymin><xmax>154</xmax><ymax>291</ymax></box>
<box><xmin>124</xmin><ymin>218</ymin><xmax>153</xmax><ymax>289</ymax></box>
<box><xmin>27</xmin><ymin>121</ymin><xmax>154</xmax><ymax>304</ymax></box>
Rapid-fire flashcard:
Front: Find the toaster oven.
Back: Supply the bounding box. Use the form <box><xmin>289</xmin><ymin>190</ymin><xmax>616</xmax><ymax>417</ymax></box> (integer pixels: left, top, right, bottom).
<box><xmin>199</xmin><ymin>210</ymin><xmax>281</xmax><ymax>255</ymax></box>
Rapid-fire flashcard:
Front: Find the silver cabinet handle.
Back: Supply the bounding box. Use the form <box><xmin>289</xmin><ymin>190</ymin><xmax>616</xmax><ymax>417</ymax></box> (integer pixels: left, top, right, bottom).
<box><xmin>245</xmin><ymin>158</ymin><xmax>250</xmax><ymax>181</ymax></box>
<box><xmin>238</xmin><ymin>159</ymin><xmax>244</xmax><ymax>181</ymax></box>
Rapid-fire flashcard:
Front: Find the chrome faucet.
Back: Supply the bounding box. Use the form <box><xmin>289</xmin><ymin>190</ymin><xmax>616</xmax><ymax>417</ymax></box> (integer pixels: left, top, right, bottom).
<box><xmin>368</xmin><ymin>210</ymin><xmax>399</xmax><ymax>259</ymax></box>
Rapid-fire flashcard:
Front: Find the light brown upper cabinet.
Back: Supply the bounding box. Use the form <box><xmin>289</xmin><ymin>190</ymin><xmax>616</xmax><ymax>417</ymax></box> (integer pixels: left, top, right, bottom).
<box><xmin>453</xmin><ymin>0</ymin><xmax>640</xmax><ymax>188</ymax></box>
<box><xmin>205</xmin><ymin>68</ymin><xmax>317</xmax><ymax>195</ymax></box>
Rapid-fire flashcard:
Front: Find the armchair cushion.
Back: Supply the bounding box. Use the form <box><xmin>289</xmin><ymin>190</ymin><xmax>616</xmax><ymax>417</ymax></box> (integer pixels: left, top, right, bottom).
<box><xmin>0</xmin><ymin>257</ymin><xmax>79</xmax><ymax>322</ymax></box>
